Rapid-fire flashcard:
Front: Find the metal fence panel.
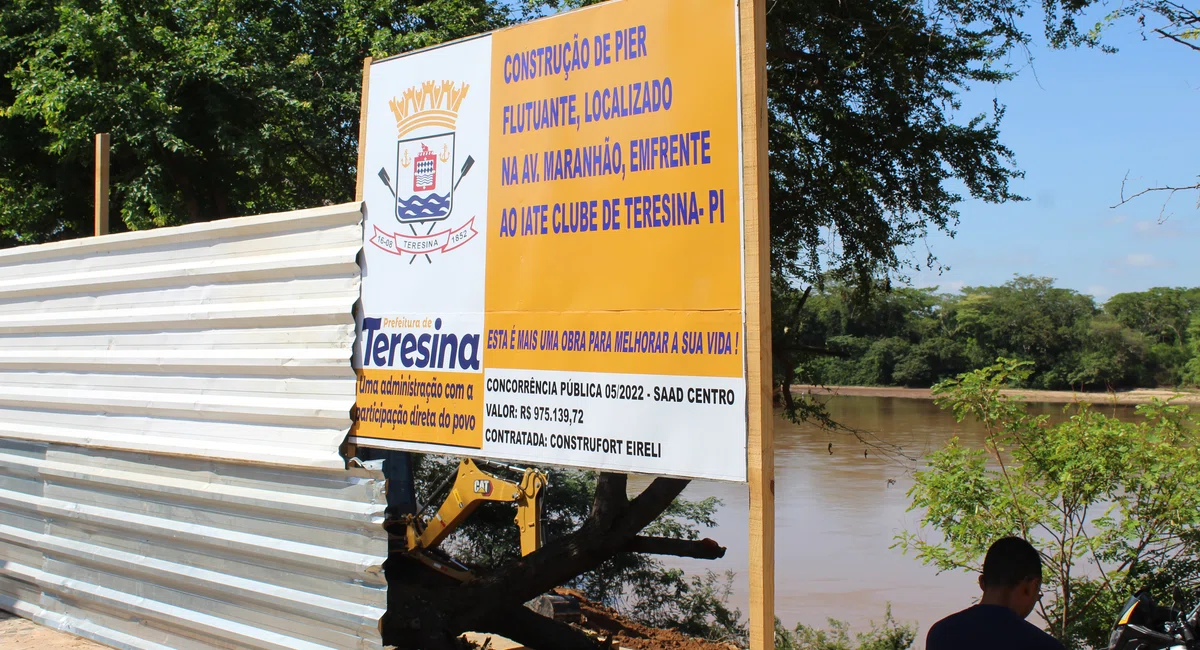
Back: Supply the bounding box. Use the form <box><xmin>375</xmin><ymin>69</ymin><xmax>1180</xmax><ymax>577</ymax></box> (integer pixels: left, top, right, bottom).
<box><xmin>0</xmin><ymin>439</ymin><xmax>388</xmax><ymax>650</ymax></box>
<box><xmin>0</xmin><ymin>203</ymin><xmax>363</xmax><ymax>469</ymax></box>
<box><xmin>0</xmin><ymin>204</ymin><xmax>388</xmax><ymax>649</ymax></box>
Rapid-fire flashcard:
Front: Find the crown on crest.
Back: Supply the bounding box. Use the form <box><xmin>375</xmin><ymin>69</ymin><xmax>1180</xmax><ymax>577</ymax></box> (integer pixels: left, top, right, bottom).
<box><xmin>389</xmin><ymin>81</ymin><xmax>470</xmax><ymax>137</ymax></box>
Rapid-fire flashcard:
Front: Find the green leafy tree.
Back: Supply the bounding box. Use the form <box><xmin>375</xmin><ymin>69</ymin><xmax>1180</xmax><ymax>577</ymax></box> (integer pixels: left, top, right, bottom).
<box><xmin>784</xmin><ymin>277</ymin><xmax>1200</xmax><ymax>393</ymax></box>
<box><xmin>856</xmin><ymin>337</ymin><xmax>915</xmax><ymax>386</ymax></box>
<box><xmin>952</xmin><ymin>277</ymin><xmax>1096</xmax><ymax>389</ymax></box>
<box><xmin>631</xmin><ymin>569</ymin><xmax>748</xmax><ymax>645</ymax></box>
<box><xmin>1184</xmin><ymin>314</ymin><xmax>1200</xmax><ymax>387</ymax></box>
<box><xmin>1068</xmin><ymin>314</ymin><xmax>1150</xmax><ymax>389</ymax></box>
<box><xmin>0</xmin><ymin>0</ymin><xmax>506</xmax><ymax>243</ymax></box>
<box><xmin>1105</xmin><ymin>288</ymin><xmax>1200</xmax><ymax>348</ymax></box>
<box><xmin>796</xmin><ymin>284</ymin><xmax>953</xmax><ymax>387</ymax></box>
<box><xmin>775</xmin><ymin>606</ymin><xmax>916</xmax><ymax>650</ymax></box>
<box><xmin>764</xmin><ymin>0</ymin><xmax>1200</xmax><ymax>398</ymax></box>
<box><xmin>1103</xmin><ymin>288</ymin><xmax>1200</xmax><ymax>385</ymax></box>
<box><xmin>764</xmin><ymin>0</ymin><xmax>1024</xmax><ymax>405</ymax></box>
<box><xmin>766</xmin><ymin>0</ymin><xmax>1023</xmax><ymax>288</ymax></box>
<box><xmin>897</xmin><ymin>360</ymin><xmax>1200</xmax><ymax>649</ymax></box>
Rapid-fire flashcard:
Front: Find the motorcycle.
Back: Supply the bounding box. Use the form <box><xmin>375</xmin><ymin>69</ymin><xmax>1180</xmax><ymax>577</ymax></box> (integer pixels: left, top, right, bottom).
<box><xmin>1108</xmin><ymin>590</ymin><xmax>1200</xmax><ymax>650</ymax></box>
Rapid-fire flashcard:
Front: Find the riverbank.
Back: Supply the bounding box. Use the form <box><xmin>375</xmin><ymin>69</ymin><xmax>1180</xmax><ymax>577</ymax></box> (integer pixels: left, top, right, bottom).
<box><xmin>792</xmin><ymin>384</ymin><xmax>1200</xmax><ymax>405</ymax></box>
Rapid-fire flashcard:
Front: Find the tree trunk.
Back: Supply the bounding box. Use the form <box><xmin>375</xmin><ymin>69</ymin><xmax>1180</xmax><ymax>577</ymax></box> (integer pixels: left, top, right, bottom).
<box><xmin>381</xmin><ymin>472</ymin><xmax>693</xmax><ymax>650</ymax></box>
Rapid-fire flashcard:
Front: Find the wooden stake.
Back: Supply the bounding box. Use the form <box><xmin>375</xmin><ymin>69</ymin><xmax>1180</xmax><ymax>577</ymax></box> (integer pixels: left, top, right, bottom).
<box><xmin>350</xmin><ymin>57</ymin><xmax>371</xmax><ymax>467</ymax></box>
<box><xmin>94</xmin><ymin>133</ymin><xmax>110</xmax><ymax>236</ymax></box>
<box><xmin>740</xmin><ymin>0</ymin><xmax>774</xmax><ymax>647</ymax></box>
<box><xmin>355</xmin><ymin>57</ymin><xmax>373</xmax><ymax>203</ymax></box>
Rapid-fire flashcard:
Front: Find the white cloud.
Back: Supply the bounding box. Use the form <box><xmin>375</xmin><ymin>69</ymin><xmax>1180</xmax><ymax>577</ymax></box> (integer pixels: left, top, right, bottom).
<box><xmin>1124</xmin><ymin>253</ymin><xmax>1158</xmax><ymax>268</ymax></box>
<box><xmin>1132</xmin><ymin>219</ymin><xmax>1199</xmax><ymax>239</ymax></box>
<box><xmin>1103</xmin><ymin>252</ymin><xmax>1174</xmax><ymax>275</ymax></box>
<box><xmin>1105</xmin><ymin>214</ymin><xmax>1127</xmax><ymax>226</ymax></box>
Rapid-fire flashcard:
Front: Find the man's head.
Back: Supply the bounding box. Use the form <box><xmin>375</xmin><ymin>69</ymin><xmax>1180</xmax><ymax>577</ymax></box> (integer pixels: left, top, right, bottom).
<box><xmin>978</xmin><ymin>537</ymin><xmax>1043</xmax><ymax>618</ymax></box>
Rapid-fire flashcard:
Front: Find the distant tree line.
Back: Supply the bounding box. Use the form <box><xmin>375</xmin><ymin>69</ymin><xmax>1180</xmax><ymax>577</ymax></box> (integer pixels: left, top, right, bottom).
<box><xmin>790</xmin><ymin>276</ymin><xmax>1200</xmax><ymax>391</ymax></box>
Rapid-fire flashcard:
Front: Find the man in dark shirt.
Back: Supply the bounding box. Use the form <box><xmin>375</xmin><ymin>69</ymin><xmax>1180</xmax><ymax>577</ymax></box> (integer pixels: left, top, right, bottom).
<box><xmin>926</xmin><ymin>537</ymin><xmax>1065</xmax><ymax>650</ymax></box>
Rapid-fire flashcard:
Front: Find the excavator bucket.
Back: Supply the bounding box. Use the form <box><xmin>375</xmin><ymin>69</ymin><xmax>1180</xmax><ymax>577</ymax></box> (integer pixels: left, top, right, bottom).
<box><xmin>525</xmin><ymin>593</ymin><xmax>582</xmax><ymax>623</ymax></box>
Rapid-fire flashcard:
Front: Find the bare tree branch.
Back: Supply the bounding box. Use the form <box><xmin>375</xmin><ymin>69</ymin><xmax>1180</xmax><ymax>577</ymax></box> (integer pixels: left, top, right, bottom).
<box><xmin>624</xmin><ymin>536</ymin><xmax>727</xmax><ymax>559</ymax></box>
<box><xmin>1154</xmin><ymin>27</ymin><xmax>1200</xmax><ymax>52</ymax></box>
<box><xmin>1113</xmin><ymin>170</ymin><xmax>1200</xmax><ymax>223</ymax></box>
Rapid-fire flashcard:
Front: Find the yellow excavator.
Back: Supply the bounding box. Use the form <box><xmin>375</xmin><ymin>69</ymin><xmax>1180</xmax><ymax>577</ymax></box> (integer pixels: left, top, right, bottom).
<box><xmin>391</xmin><ymin>457</ymin><xmax>581</xmax><ymax>621</ymax></box>
<box><xmin>397</xmin><ymin>457</ymin><xmax>547</xmax><ymax>581</ymax></box>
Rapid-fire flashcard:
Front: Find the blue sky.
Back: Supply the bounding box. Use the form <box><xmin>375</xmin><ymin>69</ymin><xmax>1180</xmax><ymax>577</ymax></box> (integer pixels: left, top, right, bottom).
<box><xmin>907</xmin><ymin>16</ymin><xmax>1199</xmax><ymax>302</ymax></box>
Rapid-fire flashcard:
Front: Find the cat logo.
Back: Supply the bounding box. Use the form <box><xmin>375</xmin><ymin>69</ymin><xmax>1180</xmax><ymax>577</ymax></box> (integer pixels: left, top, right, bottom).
<box><xmin>473</xmin><ymin>479</ymin><xmax>493</xmax><ymax>496</ymax></box>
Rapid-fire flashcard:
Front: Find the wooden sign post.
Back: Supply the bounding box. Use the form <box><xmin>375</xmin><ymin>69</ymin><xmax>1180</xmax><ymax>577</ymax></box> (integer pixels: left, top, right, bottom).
<box><xmin>740</xmin><ymin>0</ymin><xmax>775</xmax><ymax>647</ymax></box>
<box><xmin>354</xmin><ymin>57</ymin><xmax>373</xmax><ymax>204</ymax></box>
<box><xmin>94</xmin><ymin>133</ymin><xmax>110</xmax><ymax>236</ymax></box>
<box><xmin>341</xmin><ymin>57</ymin><xmax>375</xmax><ymax>465</ymax></box>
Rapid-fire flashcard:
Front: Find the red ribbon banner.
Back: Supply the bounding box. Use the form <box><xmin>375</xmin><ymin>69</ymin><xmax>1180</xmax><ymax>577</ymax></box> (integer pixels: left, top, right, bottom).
<box><xmin>371</xmin><ymin>217</ymin><xmax>479</xmax><ymax>256</ymax></box>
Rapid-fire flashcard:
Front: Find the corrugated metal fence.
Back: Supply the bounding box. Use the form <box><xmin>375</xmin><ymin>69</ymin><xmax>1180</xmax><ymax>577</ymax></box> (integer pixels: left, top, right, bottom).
<box><xmin>0</xmin><ymin>203</ymin><xmax>362</xmax><ymax>468</ymax></box>
<box><xmin>0</xmin><ymin>439</ymin><xmax>388</xmax><ymax>650</ymax></box>
<box><xmin>0</xmin><ymin>204</ymin><xmax>389</xmax><ymax>649</ymax></box>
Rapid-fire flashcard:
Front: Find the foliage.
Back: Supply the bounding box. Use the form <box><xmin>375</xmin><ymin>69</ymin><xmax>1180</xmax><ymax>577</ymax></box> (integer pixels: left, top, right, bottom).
<box><xmin>795</xmin><ymin>277</ymin><xmax>1200</xmax><ymax>391</ymax></box>
<box><xmin>766</xmin><ymin>0</ymin><xmax>1025</xmax><ymax>288</ymax></box>
<box><xmin>0</xmin><ymin>0</ymin><xmax>1056</xmax><ymax>643</ymax></box>
<box><xmin>1068</xmin><ymin>315</ymin><xmax>1148</xmax><ymax>389</ymax></box>
<box><xmin>761</xmin><ymin>0</ymin><xmax>1199</xmax><ymax>402</ymax></box>
<box><xmin>411</xmin><ymin>455</ymin><xmax>745</xmax><ymax>642</ymax></box>
<box><xmin>775</xmin><ymin>605</ymin><xmax>917</xmax><ymax>650</ymax></box>
<box><xmin>1</xmin><ymin>0</ymin><xmax>1032</xmax><ymax>263</ymax></box>
<box><xmin>1183</xmin><ymin>314</ymin><xmax>1200</xmax><ymax>387</ymax></box>
<box><xmin>1105</xmin><ymin>288</ymin><xmax>1200</xmax><ymax>349</ymax></box>
<box><xmin>2</xmin><ymin>0</ymin><xmax>1038</xmax><ymax>434</ymax></box>
<box><xmin>896</xmin><ymin>360</ymin><xmax>1200</xmax><ymax>649</ymax></box>
<box><xmin>628</xmin><ymin>569</ymin><xmax>748</xmax><ymax>645</ymax></box>
<box><xmin>953</xmin><ymin>277</ymin><xmax>1096</xmax><ymax>388</ymax></box>
<box><xmin>762</xmin><ymin>0</ymin><xmax>1028</xmax><ymax>413</ymax></box>
<box><xmin>0</xmin><ymin>0</ymin><xmax>507</xmax><ymax>243</ymax></box>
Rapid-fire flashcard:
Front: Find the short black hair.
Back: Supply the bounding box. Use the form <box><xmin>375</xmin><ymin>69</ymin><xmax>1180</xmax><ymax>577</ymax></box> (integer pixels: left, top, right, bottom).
<box><xmin>981</xmin><ymin>537</ymin><xmax>1042</xmax><ymax>588</ymax></box>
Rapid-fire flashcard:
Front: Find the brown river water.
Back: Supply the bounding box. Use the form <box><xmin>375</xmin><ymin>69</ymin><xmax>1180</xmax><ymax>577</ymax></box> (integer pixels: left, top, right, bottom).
<box><xmin>634</xmin><ymin>395</ymin><xmax>1141</xmax><ymax>643</ymax></box>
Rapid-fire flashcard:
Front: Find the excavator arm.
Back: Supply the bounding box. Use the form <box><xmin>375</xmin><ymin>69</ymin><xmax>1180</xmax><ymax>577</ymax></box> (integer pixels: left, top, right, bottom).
<box><xmin>399</xmin><ymin>457</ymin><xmax>581</xmax><ymax>623</ymax></box>
<box><xmin>406</xmin><ymin>458</ymin><xmax>546</xmax><ymax>558</ymax></box>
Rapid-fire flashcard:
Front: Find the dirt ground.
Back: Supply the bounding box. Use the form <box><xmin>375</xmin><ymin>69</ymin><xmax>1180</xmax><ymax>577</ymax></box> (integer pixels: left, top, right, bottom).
<box><xmin>463</xmin><ymin>589</ymin><xmax>741</xmax><ymax>650</ymax></box>
<box><xmin>0</xmin><ymin>611</ymin><xmax>108</xmax><ymax>650</ymax></box>
<box><xmin>557</xmin><ymin>589</ymin><xmax>740</xmax><ymax>650</ymax></box>
<box><xmin>793</xmin><ymin>383</ymin><xmax>1200</xmax><ymax>405</ymax></box>
<box><xmin>4</xmin><ymin>607</ymin><xmax>732</xmax><ymax>650</ymax></box>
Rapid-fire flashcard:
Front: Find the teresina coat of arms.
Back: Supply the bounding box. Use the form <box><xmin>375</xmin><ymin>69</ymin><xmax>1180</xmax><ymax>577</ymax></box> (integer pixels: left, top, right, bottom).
<box><xmin>373</xmin><ymin>80</ymin><xmax>478</xmax><ymax>263</ymax></box>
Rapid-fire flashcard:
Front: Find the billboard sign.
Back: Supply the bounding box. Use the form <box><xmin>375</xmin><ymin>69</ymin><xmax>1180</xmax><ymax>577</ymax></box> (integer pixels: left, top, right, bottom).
<box><xmin>353</xmin><ymin>0</ymin><xmax>748</xmax><ymax>482</ymax></box>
